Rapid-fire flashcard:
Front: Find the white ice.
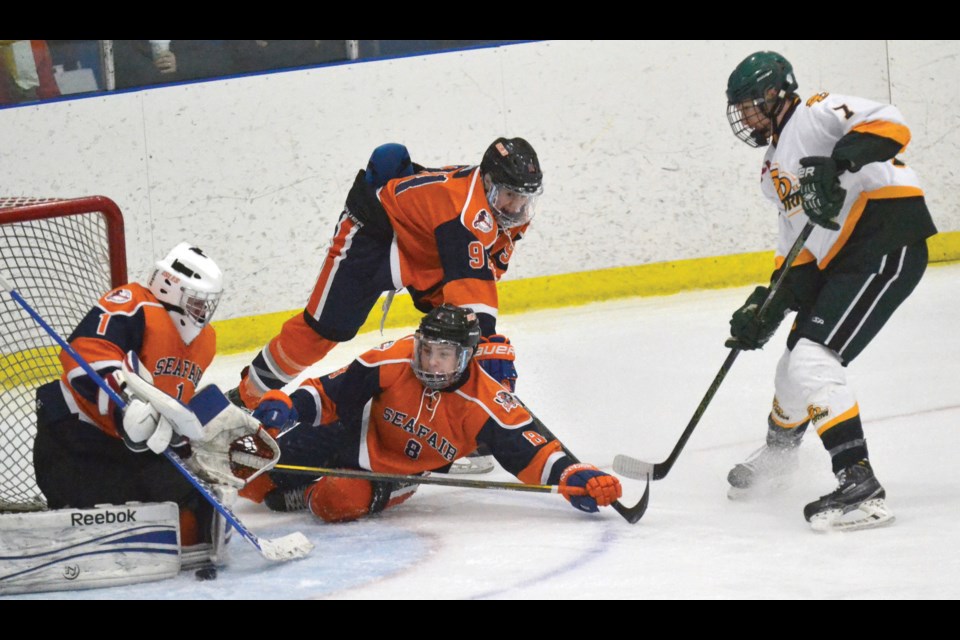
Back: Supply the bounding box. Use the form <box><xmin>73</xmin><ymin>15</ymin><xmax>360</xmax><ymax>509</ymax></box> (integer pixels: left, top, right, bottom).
<box><xmin>8</xmin><ymin>263</ymin><xmax>960</xmax><ymax>600</ymax></box>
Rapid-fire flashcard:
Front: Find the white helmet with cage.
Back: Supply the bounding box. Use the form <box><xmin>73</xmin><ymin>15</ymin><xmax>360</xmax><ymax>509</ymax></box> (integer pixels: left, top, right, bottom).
<box><xmin>147</xmin><ymin>242</ymin><xmax>223</xmax><ymax>345</ymax></box>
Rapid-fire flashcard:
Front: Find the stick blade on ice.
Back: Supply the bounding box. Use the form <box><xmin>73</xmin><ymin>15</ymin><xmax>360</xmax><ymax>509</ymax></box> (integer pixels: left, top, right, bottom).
<box><xmin>257</xmin><ymin>532</ymin><xmax>314</xmax><ymax>561</ymax></box>
<box><xmin>613</xmin><ymin>454</ymin><xmax>655</xmax><ymax>480</ymax></box>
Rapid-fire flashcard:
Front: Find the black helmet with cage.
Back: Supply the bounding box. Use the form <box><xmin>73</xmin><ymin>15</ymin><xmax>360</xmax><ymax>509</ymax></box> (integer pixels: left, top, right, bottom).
<box><xmin>480</xmin><ymin>137</ymin><xmax>543</xmax><ymax>229</ymax></box>
<box><xmin>412</xmin><ymin>304</ymin><xmax>481</xmax><ymax>390</ymax></box>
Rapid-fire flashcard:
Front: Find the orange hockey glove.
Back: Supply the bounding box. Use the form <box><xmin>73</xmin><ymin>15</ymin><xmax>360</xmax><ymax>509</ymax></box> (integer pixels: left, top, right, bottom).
<box><xmin>559</xmin><ymin>463</ymin><xmax>623</xmax><ymax>513</ymax></box>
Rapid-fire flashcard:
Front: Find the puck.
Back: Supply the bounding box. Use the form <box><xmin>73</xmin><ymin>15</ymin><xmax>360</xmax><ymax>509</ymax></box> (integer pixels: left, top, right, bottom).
<box><xmin>195</xmin><ymin>565</ymin><xmax>218</xmax><ymax>581</ymax></box>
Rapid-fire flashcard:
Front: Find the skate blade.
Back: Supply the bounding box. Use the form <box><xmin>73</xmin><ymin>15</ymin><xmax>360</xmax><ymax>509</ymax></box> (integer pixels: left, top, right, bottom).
<box><xmin>442</xmin><ymin>456</ymin><xmax>495</xmax><ymax>475</ymax></box>
<box><xmin>809</xmin><ymin>498</ymin><xmax>896</xmax><ymax>532</ymax></box>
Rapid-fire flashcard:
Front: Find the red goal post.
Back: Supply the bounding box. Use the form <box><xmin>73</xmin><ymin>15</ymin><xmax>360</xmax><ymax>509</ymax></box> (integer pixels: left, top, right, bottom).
<box><xmin>0</xmin><ymin>196</ymin><xmax>127</xmax><ymax>512</ymax></box>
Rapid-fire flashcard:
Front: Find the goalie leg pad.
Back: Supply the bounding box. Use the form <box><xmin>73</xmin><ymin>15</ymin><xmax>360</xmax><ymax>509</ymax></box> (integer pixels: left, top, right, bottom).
<box><xmin>0</xmin><ymin>502</ymin><xmax>180</xmax><ymax>595</ymax></box>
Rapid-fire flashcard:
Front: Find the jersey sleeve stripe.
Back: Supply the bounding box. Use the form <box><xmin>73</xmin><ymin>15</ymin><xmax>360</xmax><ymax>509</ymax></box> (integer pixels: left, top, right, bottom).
<box><xmin>850</xmin><ymin>121</ymin><xmax>911</xmax><ymax>151</ymax></box>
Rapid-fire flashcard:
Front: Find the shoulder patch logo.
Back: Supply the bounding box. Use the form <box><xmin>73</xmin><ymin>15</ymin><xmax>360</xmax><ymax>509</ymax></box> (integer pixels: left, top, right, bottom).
<box><xmin>494</xmin><ymin>389</ymin><xmax>519</xmax><ymax>412</ymax></box>
<box><xmin>105</xmin><ymin>288</ymin><xmax>132</xmax><ymax>304</ymax></box>
<box><xmin>473</xmin><ymin>209</ymin><xmax>494</xmax><ymax>234</ymax></box>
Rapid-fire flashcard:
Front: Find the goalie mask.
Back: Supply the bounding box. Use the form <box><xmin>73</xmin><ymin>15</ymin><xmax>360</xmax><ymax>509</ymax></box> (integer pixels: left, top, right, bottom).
<box><xmin>481</xmin><ymin>137</ymin><xmax>543</xmax><ymax>229</ymax></box>
<box><xmin>412</xmin><ymin>304</ymin><xmax>481</xmax><ymax>390</ymax></box>
<box><xmin>148</xmin><ymin>242</ymin><xmax>224</xmax><ymax>345</ymax></box>
<box><xmin>726</xmin><ymin>51</ymin><xmax>798</xmax><ymax>148</ymax></box>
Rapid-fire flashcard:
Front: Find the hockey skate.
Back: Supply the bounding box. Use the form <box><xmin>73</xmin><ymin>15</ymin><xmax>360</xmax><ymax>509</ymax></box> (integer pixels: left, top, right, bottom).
<box><xmin>264</xmin><ymin>485</ymin><xmax>310</xmax><ymax>512</ymax></box>
<box><xmin>803</xmin><ymin>460</ymin><xmax>894</xmax><ymax>532</ymax></box>
<box><xmin>444</xmin><ymin>445</ymin><xmax>495</xmax><ymax>475</ymax></box>
<box><xmin>727</xmin><ymin>442</ymin><xmax>800</xmax><ymax>499</ymax></box>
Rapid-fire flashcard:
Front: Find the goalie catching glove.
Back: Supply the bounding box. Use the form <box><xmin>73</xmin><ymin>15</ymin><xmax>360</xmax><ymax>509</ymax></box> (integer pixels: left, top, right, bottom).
<box><xmin>474</xmin><ymin>334</ymin><xmax>518</xmax><ymax>392</ymax></box>
<box><xmin>186</xmin><ymin>385</ymin><xmax>281</xmax><ymax>488</ymax></box>
<box><xmin>558</xmin><ymin>463</ymin><xmax>622</xmax><ymax>513</ymax></box>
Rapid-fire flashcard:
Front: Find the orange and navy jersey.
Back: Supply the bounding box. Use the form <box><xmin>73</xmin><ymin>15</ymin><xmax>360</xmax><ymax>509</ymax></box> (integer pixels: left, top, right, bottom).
<box><xmin>287</xmin><ymin>336</ymin><xmax>573</xmax><ymax>484</ymax></box>
<box><xmin>53</xmin><ymin>283</ymin><xmax>216</xmax><ymax>438</ymax></box>
<box><xmin>377</xmin><ymin>166</ymin><xmax>513</xmax><ymax>333</ymax></box>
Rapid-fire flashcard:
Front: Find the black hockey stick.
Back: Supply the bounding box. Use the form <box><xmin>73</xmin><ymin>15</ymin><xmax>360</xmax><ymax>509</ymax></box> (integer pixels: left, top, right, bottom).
<box><xmin>614</xmin><ymin>222</ymin><xmax>816</xmax><ymax>482</ymax></box>
<box><xmin>517</xmin><ymin>400</ymin><xmax>649</xmax><ymax>524</ymax></box>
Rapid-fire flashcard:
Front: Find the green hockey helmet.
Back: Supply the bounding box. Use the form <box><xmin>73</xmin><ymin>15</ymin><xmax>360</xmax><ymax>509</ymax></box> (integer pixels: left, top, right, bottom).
<box><xmin>726</xmin><ymin>51</ymin><xmax>798</xmax><ymax>147</ymax></box>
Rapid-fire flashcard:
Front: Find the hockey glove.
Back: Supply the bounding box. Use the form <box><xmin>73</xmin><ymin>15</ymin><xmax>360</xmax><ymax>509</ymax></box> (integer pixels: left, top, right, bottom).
<box><xmin>121</xmin><ymin>398</ymin><xmax>173</xmax><ymax>454</ymax></box>
<box><xmin>475</xmin><ymin>335</ymin><xmax>518</xmax><ymax>392</ymax></box>
<box><xmin>252</xmin><ymin>389</ymin><xmax>299</xmax><ymax>430</ymax></box>
<box><xmin>559</xmin><ymin>463</ymin><xmax>623</xmax><ymax>513</ymax></box>
<box><xmin>725</xmin><ymin>285</ymin><xmax>795</xmax><ymax>351</ymax></box>
<box><xmin>798</xmin><ymin>156</ymin><xmax>846</xmax><ymax>231</ymax></box>
<box><xmin>189</xmin><ymin>385</ymin><xmax>281</xmax><ymax>488</ymax></box>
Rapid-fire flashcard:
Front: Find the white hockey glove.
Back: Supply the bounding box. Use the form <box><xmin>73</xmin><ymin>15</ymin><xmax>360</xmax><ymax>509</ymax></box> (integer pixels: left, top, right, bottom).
<box><xmin>186</xmin><ymin>385</ymin><xmax>281</xmax><ymax>489</ymax></box>
<box><xmin>121</xmin><ymin>397</ymin><xmax>173</xmax><ymax>454</ymax></box>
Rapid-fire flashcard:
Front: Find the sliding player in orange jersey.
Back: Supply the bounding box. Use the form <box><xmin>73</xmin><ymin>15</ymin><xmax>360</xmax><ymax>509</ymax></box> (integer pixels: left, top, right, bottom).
<box><xmin>239</xmin><ymin>304</ymin><xmax>621</xmax><ymax>523</ymax></box>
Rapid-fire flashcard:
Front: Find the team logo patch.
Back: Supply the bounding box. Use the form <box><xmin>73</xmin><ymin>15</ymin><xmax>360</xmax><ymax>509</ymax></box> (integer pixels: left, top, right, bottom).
<box><xmin>494</xmin><ymin>390</ymin><xmax>519</xmax><ymax>412</ymax></box>
<box><xmin>105</xmin><ymin>288</ymin><xmax>132</xmax><ymax>304</ymax></box>
<box><xmin>807</xmin><ymin>404</ymin><xmax>829</xmax><ymax>425</ymax></box>
<box><xmin>473</xmin><ymin>209</ymin><xmax>494</xmax><ymax>233</ymax></box>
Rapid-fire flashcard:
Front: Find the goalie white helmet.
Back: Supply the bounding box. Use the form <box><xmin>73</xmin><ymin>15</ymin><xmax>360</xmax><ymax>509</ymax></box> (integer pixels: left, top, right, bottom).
<box><xmin>148</xmin><ymin>243</ymin><xmax>224</xmax><ymax>345</ymax></box>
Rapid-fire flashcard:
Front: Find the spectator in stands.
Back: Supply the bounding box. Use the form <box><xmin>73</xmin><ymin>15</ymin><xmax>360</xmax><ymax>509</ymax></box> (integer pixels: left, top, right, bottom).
<box><xmin>0</xmin><ymin>40</ymin><xmax>61</xmax><ymax>105</ymax></box>
<box><xmin>113</xmin><ymin>40</ymin><xmax>232</xmax><ymax>89</ymax></box>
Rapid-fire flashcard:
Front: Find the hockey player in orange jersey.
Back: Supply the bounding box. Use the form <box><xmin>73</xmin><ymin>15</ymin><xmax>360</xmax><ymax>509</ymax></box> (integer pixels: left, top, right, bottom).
<box><xmin>229</xmin><ymin>139</ymin><xmax>542</xmax><ymax>414</ymax></box>
<box><xmin>239</xmin><ymin>304</ymin><xmax>622</xmax><ymax>523</ymax></box>
<box><xmin>32</xmin><ymin>242</ymin><xmax>231</xmax><ymax>547</ymax></box>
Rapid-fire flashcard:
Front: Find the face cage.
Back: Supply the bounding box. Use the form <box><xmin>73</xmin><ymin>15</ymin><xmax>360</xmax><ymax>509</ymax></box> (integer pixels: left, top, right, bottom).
<box><xmin>487</xmin><ymin>182</ymin><xmax>541</xmax><ymax>229</ymax></box>
<box><xmin>412</xmin><ymin>334</ymin><xmax>472</xmax><ymax>390</ymax></box>
<box><xmin>726</xmin><ymin>101</ymin><xmax>770</xmax><ymax>148</ymax></box>
<box><xmin>181</xmin><ymin>288</ymin><xmax>221</xmax><ymax>327</ymax></box>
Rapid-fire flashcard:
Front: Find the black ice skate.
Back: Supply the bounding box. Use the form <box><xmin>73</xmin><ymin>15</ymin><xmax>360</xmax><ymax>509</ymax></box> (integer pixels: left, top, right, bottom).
<box><xmin>264</xmin><ymin>486</ymin><xmax>309</xmax><ymax>512</ymax></box>
<box><xmin>803</xmin><ymin>460</ymin><xmax>894</xmax><ymax>532</ymax></box>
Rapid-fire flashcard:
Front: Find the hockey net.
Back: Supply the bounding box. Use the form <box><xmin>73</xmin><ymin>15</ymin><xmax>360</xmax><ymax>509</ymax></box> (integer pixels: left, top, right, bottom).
<box><xmin>0</xmin><ymin>196</ymin><xmax>126</xmax><ymax>512</ymax></box>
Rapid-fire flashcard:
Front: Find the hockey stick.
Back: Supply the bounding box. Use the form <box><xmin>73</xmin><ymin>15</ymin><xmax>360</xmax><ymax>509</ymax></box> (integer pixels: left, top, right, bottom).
<box><xmin>274</xmin><ymin>463</ymin><xmax>566</xmax><ymax>494</ymax></box>
<box><xmin>0</xmin><ymin>273</ymin><xmax>313</xmax><ymax>562</ymax></box>
<box><xmin>613</xmin><ymin>221</ymin><xmax>816</xmax><ymax>482</ymax></box>
<box><xmin>516</xmin><ymin>400</ymin><xmax>649</xmax><ymax>524</ymax></box>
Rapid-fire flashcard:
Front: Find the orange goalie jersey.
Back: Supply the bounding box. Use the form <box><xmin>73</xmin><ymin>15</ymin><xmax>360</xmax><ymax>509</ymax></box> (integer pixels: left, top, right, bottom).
<box><xmin>280</xmin><ymin>336</ymin><xmax>571</xmax><ymax>485</ymax></box>
<box><xmin>45</xmin><ymin>282</ymin><xmax>216</xmax><ymax>439</ymax></box>
<box><xmin>378</xmin><ymin>166</ymin><xmax>528</xmax><ymax>324</ymax></box>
